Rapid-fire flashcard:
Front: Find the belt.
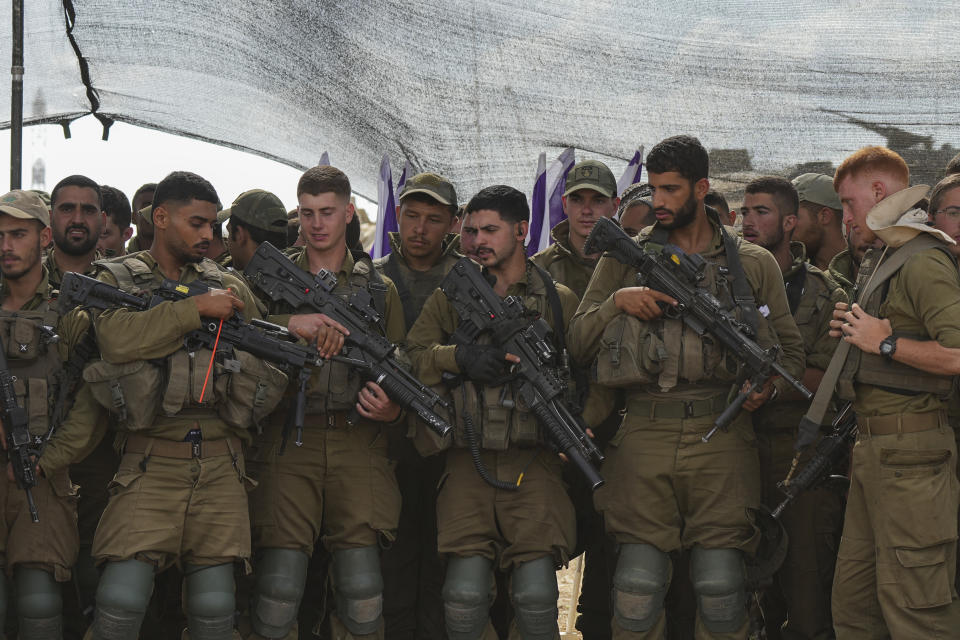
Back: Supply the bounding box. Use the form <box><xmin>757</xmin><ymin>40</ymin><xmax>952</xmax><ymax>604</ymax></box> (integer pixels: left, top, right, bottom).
<box><xmin>627</xmin><ymin>394</ymin><xmax>729</xmax><ymax>420</ymax></box>
<box><xmin>124</xmin><ymin>434</ymin><xmax>242</xmax><ymax>459</ymax></box>
<box><xmin>858</xmin><ymin>411</ymin><xmax>943</xmax><ymax>436</ymax></box>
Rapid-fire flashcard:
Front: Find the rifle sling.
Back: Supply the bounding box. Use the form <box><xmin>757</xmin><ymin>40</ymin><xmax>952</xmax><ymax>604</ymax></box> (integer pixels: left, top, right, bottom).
<box><xmin>381</xmin><ymin>251</ymin><xmax>419</xmax><ymax>332</ymax></box>
<box><xmin>796</xmin><ymin>233</ymin><xmax>943</xmax><ymax>447</ymax></box>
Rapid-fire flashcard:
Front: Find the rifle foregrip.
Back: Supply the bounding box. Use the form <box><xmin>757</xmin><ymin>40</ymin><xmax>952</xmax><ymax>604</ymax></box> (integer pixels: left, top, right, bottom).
<box><xmin>373</xmin><ymin>368</ymin><xmax>453</xmax><ymax>437</ymax></box>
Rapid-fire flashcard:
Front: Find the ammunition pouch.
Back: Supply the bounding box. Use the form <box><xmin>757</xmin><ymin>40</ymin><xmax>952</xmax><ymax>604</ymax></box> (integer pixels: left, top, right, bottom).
<box><xmin>84</xmin><ymin>359</ymin><xmax>163</xmax><ymax>430</ymax></box>
<box><xmin>451</xmin><ymin>381</ymin><xmax>541</xmax><ymax>451</ymax></box>
<box><xmin>304</xmin><ymin>357</ymin><xmax>363</xmax><ymax>415</ymax></box>
<box><xmin>0</xmin><ymin>310</ymin><xmax>63</xmax><ymax>438</ymax></box>
<box><xmin>595</xmin><ymin>314</ymin><xmax>667</xmax><ymax>388</ymax></box>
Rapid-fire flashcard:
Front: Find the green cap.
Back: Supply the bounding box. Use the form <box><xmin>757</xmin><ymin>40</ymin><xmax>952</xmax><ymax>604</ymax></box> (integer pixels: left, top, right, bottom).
<box><xmin>792</xmin><ymin>173</ymin><xmax>841</xmax><ymax>211</ymax></box>
<box><xmin>0</xmin><ymin>190</ymin><xmax>50</xmax><ymax>227</ymax></box>
<box><xmin>563</xmin><ymin>160</ymin><xmax>617</xmax><ymax>198</ymax></box>
<box><xmin>217</xmin><ymin>189</ymin><xmax>288</xmax><ymax>232</ymax></box>
<box><xmin>138</xmin><ymin>205</ymin><xmax>154</xmax><ymax>230</ymax></box>
<box><xmin>398</xmin><ymin>172</ymin><xmax>457</xmax><ymax>207</ymax></box>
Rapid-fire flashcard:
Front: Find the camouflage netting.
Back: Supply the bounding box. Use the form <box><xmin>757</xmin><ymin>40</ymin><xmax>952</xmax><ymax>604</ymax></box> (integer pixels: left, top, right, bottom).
<box><xmin>2</xmin><ymin>0</ymin><xmax>959</xmax><ymax>201</ymax></box>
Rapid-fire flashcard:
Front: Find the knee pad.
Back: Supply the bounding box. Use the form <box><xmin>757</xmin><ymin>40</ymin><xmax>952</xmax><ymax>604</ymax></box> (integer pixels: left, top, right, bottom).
<box><xmin>441</xmin><ymin>556</ymin><xmax>493</xmax><ymax>640</ymax></box>
<box><xmin>92</xmin><ymin>559</ymin><xmax>156</xmax><ymax>640</ymax></box>
<box><xmin>251</xmin><ymin>548</ymin><xmax>309</xmax><ymax>639</ymax></box>
<box><xmin>332</xmin><ymin>546</ymin><xmax>384</xmax><ymax>636</ymax></box>
<box><xmin>612</xmin><ymin>543</ymin><xmax>671</xmax><ymax>633</ymax></box>
<box><xmin>184</xmin><ymin>563</ymin><xmax>236</xmax><ymax>640</ymax></box>
<box><xmin>15</xmin><ymin>567</ymin><xmax>63</xmax><ymax>640</ymax></box>
<box><xmin>511</xmin><ymin>556</ymin><xmax>559</xmax><ymax>640</ymax></box>
<box><xmin>690</xmin><ymin>546</ymin><xmax>746</xmax><ymax>633</ymax></box>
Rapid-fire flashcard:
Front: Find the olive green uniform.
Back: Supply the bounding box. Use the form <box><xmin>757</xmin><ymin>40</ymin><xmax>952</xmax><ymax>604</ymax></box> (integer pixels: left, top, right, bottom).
<box><xmin>752</xmin><ymin>242</ymin><xmax>846</xmax><ymax>639</ymax></box>
<box><xmin>126</xmin><ymin>235</ymin><xmax>148</xmax><ymax>254</ymax></box>
<box><xmin>373</xmin><ymin>232</ymin><xmax>461</xmax><ymax>640</ymax></box>
<box><xmin>568</xmin><ymin>217</ymin><xmax>804</xmax><ymax>639</ymax></box>
<box><xmin>531</xmin><ymin>219</ymin><xmax>598</xmax><ymax>300</ymax></box>
<box><xmin>407</xmin><ymin>262</ymin><xmax>580</xmax><ymax>640</ymax></box>
<box><xmin>0</xmin><ymin>267</ymin><xmax>101</xmax><ymax>581</ymax></box>
<box><xmin>42</xmin><ymin>247</ymin><xmax>101</xmax><ymax>289</ymax></box>
<box><xmin>827</xmin><ymin>249</ymin><xmax>856</xmax><ymax>301</ymax></box>
<box><xmin>246</xmin><ymin>247</ymin><xmax>405</xmax><ymax>640</ymax></box>
<box><xmin>831</xmin><ymin>242</ymin><xmax>960</xmax><ymax>637</ymax></box>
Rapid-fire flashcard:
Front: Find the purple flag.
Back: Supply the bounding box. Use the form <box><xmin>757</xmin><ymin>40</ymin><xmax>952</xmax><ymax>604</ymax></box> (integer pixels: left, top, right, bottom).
<box><xmin>370</xmin><ymin>154</ymin><xmax>397</xmax><ymax>259</ymax></box>
<box><xmin>527</xmin><ymin>147</ymin><xmax>575</xmax><ymax>256</ymax></box>
<box><xmin>394</xmin><ymin>160</ymin><xmax>413</xmax><ymax>203</ymax></box>
<box><xmin>617</xmin><ymin>146</ymin><xmax>645</xmax><ymax>196</ymax></box>
<box><xmin>319</xmin><ymin>151</ymin><xmax>330</xmax><ymax>166</ymax></box>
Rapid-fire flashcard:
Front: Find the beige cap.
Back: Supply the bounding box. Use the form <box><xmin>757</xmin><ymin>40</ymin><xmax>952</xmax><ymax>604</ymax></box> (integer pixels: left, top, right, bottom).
<box><xmin>0</xmin><ymin>190</ymin><xmax>50</xmax><ymax>227</ymax></box>
<box><xmin>866</xmin><ymin>184</ymin><xmax>952</xmax><ymax>248</ymax></box>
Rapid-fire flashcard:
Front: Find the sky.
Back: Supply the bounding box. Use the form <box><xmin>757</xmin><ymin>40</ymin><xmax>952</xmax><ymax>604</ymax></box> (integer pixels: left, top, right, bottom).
<box><xmin>0</xmin><ymin>116</ymin><xmax>377</xmax><ymax>215</ymax></box>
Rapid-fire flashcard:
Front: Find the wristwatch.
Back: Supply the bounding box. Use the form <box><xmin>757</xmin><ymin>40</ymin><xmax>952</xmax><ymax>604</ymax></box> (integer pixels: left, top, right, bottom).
<box><xmin>879</xmin><ymin>334</ymin><xmax>898</xmax><ymax>362</ymax></box>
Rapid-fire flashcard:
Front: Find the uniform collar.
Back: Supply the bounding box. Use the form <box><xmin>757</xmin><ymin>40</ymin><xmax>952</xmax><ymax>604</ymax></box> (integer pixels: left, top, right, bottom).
<box><xmin>783</xmin><ymin>241</ymin><xmax>808</xmax><ymax>279</ymax></box>
<box><xmin>0</xmin><ymin>264</ymin><xmax>54</xmax><ymax>310</ymax></box>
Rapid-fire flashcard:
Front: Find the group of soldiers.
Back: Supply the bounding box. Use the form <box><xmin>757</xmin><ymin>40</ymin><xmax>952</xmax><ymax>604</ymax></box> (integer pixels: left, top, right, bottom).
<box><xmin>0</xmin><ymin>134</ymin><xmax>959</xmax><ymax>640</ymax></box>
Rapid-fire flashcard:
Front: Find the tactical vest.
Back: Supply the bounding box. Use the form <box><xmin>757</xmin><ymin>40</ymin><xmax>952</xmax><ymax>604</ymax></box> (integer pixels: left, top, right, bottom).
<box><xmin>596</xmin><ymin>228</ymin><xmax>774</xmax><ymax>392</ymax></box>
<box><xmin>301</xmin><ymin>250</ymin><xmax>389</xmax><ymax>415</ymax></box>
<box><xmin>836</xmin><ymin>243</ymin><xmax>956</xmax><ymax>400</ymax></box>
<box><xmin>449</xmin><ymin>268</ymin><xmax>563</xmax><ymax>451</ymax></box>
<box><xmin>0</xmin><ymin>306</ymin><xmax>62</xmax><ymax>439</ymax></box>
<box><xmin>83</xmin><ymin>254</ymin><xmax>287</xmax><ymax>431</ymax></box>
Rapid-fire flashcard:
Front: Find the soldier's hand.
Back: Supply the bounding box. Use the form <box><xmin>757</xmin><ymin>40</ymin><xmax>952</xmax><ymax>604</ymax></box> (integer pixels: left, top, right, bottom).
<box><xmin>288</xmin><ymin>314</ymin><xmax>350</xmax><ymax>358</ymax></box>
<box><xmin>193</xmin><ymin>289</ymin><xmax>244</xmax><ymax>319</ymax></box>
<box><xmin>5</xmin><ymin>459</ymin><xmax>41</xmax><ymax>484</ymax></box>
<box><xmin>455</xmin><ymin>345</ymin><xmax>520</xmax><ymax>384</ymax></box>
<box><xmin>833</xmin><ymin>303</ymin><xmax>892</xmax><ymax>353</ymax></box>
<box><xmin>829</xmin><ymin>301</ymin><xmax>851</xmax><ymax>338</ymax></box>
<box><xmin>613</xmin><ymin>287</ymin><xmax>677</xmax><ymax>321</ymax></box>
<box><xmin>357</xmin><ymin>382</ymin><xmax>401</xmax><ymax>423</ymax></box>
<box><xmin>742</xmin><ymin>378</ymin><xmax>776</xmax><ymax>411</ymax></box>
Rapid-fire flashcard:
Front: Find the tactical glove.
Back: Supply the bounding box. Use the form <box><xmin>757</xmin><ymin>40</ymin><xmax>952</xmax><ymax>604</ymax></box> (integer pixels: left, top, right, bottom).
<box><xmin>455</xmin><ymin>344</ymin><xmax>511</xmax><ymax>385</ymax></box>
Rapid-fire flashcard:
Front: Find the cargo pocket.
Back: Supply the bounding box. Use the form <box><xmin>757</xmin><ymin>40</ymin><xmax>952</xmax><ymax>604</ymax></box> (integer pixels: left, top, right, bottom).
<box><xmin>894</xmin><ymin>544</ymin><xmax>954</xmax><ymax>609</ymax></box>
<box><xmin>880</xmin><ymin>447</ymin><xmax>959</xmax><ymax>608</ymax></box>
<box><xmin>369</xmin><ymin>459</ymin><xmax>401</xmax><ymax>542</ymax></box>
<box><xmin>595</xmin><ymin>315</ymin><xmax>665</xmax><ymax>388</ymax></box>
<box><xmin>106</xmin><ymin>464</ymin><xmax>145</xmax><ymax>498</ymax></box>
<box><xmin>218</xmin><ymin>351</ymin><xmax>288</xmax><ymax>430</ymax></box>
<box><xmin>84</xmin><ymin>360</ymin><xmax>162</xmax><ymax>430</ymax></box>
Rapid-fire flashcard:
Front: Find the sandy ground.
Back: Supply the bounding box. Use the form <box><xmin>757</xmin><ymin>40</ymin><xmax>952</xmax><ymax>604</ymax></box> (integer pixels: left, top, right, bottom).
<box><xmin>557</xmin><ymin>558</ymin><xmax>584</xmax><ymax>638</ymax></box>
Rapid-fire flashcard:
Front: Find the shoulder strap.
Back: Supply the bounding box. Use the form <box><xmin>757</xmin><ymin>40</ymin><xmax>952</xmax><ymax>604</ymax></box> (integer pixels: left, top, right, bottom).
<box><xmin>529</xmin><ymin>261</ymin><xmax>566</xmax><ymax>352</ymax></box>
<box><xmin>796</xmin><ymin>233</ymin><xmax>943</xmax><ymax>448</ymax></box>
<box><xmin>381</xmin><ymin>252</ymin><xmax>418</xmax><ymax>332</ymax></box>
<box><xmin>350</xmin><ymin>250</ymin><xmax>388</xmax><ymax>330</ymax></box>
<box><xmin>784</xmin><ymin>263</ymin><xmax>807</xmax><ymax>316</ymax></box>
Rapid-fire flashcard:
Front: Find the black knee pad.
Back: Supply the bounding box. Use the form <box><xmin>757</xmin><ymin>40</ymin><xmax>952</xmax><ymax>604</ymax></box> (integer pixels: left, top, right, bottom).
<box><xmin>185</xmin><ymin>563</ymin><xmax>236</xmax><ymax>640</ymax></box>
<box><xmin>690</xmin><ymin>546</ymin><xmax>746</xmax><ymax>633</ymax></box>
<box><xmin>332</xmin><ymin>546</ymin><xmax>384</xmax><ymax>636</ymax></box>
<box><xmin>442</xmin><ymin>556</ymin><xmax>493</xmax><ymax>640</ymax></box>
<box><xmin>612</xmin><ymin>543</ymin><xmax>671</xmax><ymax>633</ymax></box>
<box><xmin>510</xmin><ymin>556</ymin><xmax>559</xmax><ymax>640</ymax></box>
<box><xmin>251</xmin><ymin>548</ymin><xmax>309</xmax><ymax>639</ymax></box>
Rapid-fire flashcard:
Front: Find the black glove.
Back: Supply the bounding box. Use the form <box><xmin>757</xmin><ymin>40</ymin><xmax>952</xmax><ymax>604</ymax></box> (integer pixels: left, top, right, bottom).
<box><xmin>455</xmin><ymin>344</ymin><xmax>510</xmax><ymax>385</ymax></box>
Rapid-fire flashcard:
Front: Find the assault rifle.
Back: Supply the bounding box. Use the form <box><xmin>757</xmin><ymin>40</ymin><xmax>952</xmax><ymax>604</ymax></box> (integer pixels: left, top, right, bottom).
<box><xmin>440</xmin><ymin>258</ymin><xmax>605</xmax><ymax>490</ymax></box>
<box><xmin>772</xmin><ymin>402</ymin><xmax>856</xmax><ymax>518</ymax></box>
<box><xmin>59</xmin><ymin>271</ymin><xmax>337</xmax><ymax>448</ymax></box>
<box><xmin>243</xmin><ymin>242</ymin><xmax>453</xmax><ymax>439</ymax></box>
<box><xmin>0</xmin><ymin>333</ymin><xmax>42</xmax><ymax>522</ymax></box>
<box><xmin>583</xmin><ymin>217</ymin><xmax>811</xmax><ymax>442</ymax></box>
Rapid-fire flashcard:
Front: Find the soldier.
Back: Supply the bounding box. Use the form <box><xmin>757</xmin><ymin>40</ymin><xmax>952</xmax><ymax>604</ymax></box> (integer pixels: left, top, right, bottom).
<box><xmin>43</xmin><ymin>171</ymin><xmax>275</xmax><ymax>640</ymax></box>
<box><xmin>569</xmin><ymin>135</ymin><xmax>804</xmax><ymax>638</ymax></box>
<box><xmin>97</xmin><ymin>185</ymin><xmax>134</xmax><ymax>258</ymax></box>
<box><xmin>704</xmin><ymin>190</ymin><xmax>734</xmax><ymax>226</ymax></box>
<box><xmin>532</xmin><ymin>160</ymin><xmax>620</xmax><ymax>299</ymax></box>
<box><xmin>126</xmin><ymin>183</ymin><xmax>156</xmax><ymax>254</ymax></box>
<box><xmin>45</xmin><ymin>175</ymin><xmax>106</xmax><ymax>288</ymax></box>
<box><xmin>0</xmin><ymin>190</ymin><xmax>100</xmax><ymax>638</ymax></box>
<box><xmin>828</xmin><ymin>146</ymin><xmax>960</xmax><ymax>636</ymax></box>
<box><xmin>617</xmin><ymin>184</ymin><xmax>655</xmax><ymax>237</ymax></box>
<box><xmin>740</xmin><ymin>176</ymin><xmax>846</xmax><ymax>639</ymax></box>
<box><xmin>371</xmin><ymin>172</ymin><xmax>460</xmax><ymax>640</ymax></box>
<box><xmin>926</xmin><ymin>174</ymin><xmax>960</xmax><ymax>258</ymax></box>
<box><xmin>407</xmin><ymin>185</ymin><xmax>580</xmax><ymax>639</ymax></box>
<box><xmin>245</xmin><ymin>165</ymin><xmax>406</xmax><ymax>640</ymax></box>
<box><xmin>790</xmin><ymin>174</ymin><xmax>846</xmax><ymax>272</ymax></box>
<box><xmin>217</xmin><ymin>189</ymin><xmax>289</xmax><ymax>271</ymax></box>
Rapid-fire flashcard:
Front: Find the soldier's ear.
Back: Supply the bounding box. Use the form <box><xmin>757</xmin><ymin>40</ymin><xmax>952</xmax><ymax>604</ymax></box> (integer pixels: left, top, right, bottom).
<box><xmin>694</xmin><ymin>178</ymin><xmax>710</xmax><ymax>200</ymax></box>
<box><xmin>153</xmin><ymin>205</ymin><xmax>169</xmax><ymax>230</ymax></box>
<box><xmin>516</xmin><ymin>220</ymin><xmax>528</xmax><ymax>241</ymax></box>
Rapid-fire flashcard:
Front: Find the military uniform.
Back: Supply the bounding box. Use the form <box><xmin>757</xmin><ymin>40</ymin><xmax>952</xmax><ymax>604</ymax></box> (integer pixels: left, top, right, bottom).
<box><xmin>125</xmin><ymin>235</ymin><xmax>148</xmax><ymax>254</ymax></box>
<box><xmin>831</xmin><ymin>238</ymin><xmax>960</xmax><ymax>636</ymax></box>
<box><xmin>246</xmin><ymin>247</ymin><xmax>406</xmax><ymax>640</ymax></box>
<box><xmin>827</xmin><ymin>249</ymin><xmax>856</xmax><ymax>301</ymax></box>
<box><xmin>531</xmin><ymin>219</ymin><xmax>598</xmax><ymax>300</ymax></box>
<box><xmin>42</xmin><ymin>247</ymin><xmax>102</xmax><ymax>289</ymax></box>
<box><xmin>752</xmin><ymin>242</ymin><xmax>846</xmax><ymax>639</ymax></box>
<box><xmin>0</xmin><ymin>267</ymin><xmax>101</xmax><ymax>637</ymax></box>
<box><xmin>372</xmin><ymin>231</ymin><xmax>461</xmax><ymax>640</ymax></box>
<box><xmin>568</xmin><ymin>216</ymin><xmax>804</xmax><ymax>638</ymax></box>
<box><xmin>407</xmin><ymin>261</ymin><xmax>580</xmax><ymax>640</ymax></box>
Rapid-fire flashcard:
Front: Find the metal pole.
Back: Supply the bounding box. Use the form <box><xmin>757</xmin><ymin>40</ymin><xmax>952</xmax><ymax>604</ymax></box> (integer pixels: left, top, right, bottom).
<box><xmin>10</xmin><ymin>0</ymin><xmax>24</xmax><ymax>190</ymax></box>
